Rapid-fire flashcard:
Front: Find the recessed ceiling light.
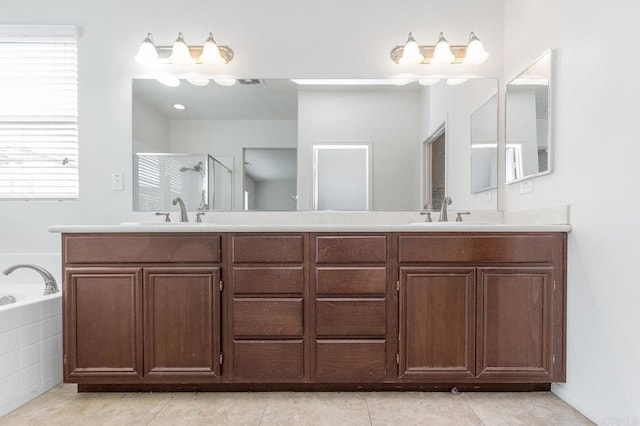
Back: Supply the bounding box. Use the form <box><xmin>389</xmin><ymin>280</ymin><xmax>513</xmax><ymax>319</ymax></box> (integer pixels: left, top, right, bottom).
<box><xmin>173</xmin><ymin>103</ymin><xmax>186</xmax><ymax>110</ymax></box>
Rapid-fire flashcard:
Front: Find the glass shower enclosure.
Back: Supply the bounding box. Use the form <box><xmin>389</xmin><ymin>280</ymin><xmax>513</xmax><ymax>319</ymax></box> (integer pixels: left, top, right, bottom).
<box><xmin>134</xmin><ymin>153</ymin><xmax>232</xmax><ymax>212</ymax></box>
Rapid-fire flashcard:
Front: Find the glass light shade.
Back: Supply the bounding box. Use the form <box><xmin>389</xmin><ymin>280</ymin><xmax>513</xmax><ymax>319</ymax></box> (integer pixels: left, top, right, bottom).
<box><xmin>199</xmin><ymin>33</ymin><xmax>225</xmax><ymax>64</ymax></box>
<box><xmin>399</xmin><ymin>33</ymin><xmax>424</xmax><ymax>65</ymax></box>
<box><xmin>169</xmin><ymin>33</ymin><xmax>193</xmax><ymax>64</ymax></box>
<box><xmin>156</xmin><ymin>75</ymin><xmax>181</xmax><ymax>87</ymax></box>
<box><xmin>134</xmin><ymin>33</ymin><xmax>158</xmax><ymax>65</ymax></box>
<box><xmin>431</xmin><ymin>32</ymin><xmax>455</xmax><ymax>65</ymax></box>
<box><xmin>446</xmin><ymin>78</ymin><xmax>468</xmax><ymax>86</ymax></box>
<box><xmin>463</xmin><ymin>32</ymin><xmax>488</xmax><ymax>65</ymax></box>
<box><xmin>418</xmin><ymin>78</ymin><xmax>441</xmax><ymax>86</ymax></box>
<box><xmin>213</xmin><ymin>77</ymin><xmax>237</xmax><ymax>86</ymax></box>
<box><xmin>186</xmin><ymin>77</ymin><xmax>210</xmax><ymax>86</ymax></box>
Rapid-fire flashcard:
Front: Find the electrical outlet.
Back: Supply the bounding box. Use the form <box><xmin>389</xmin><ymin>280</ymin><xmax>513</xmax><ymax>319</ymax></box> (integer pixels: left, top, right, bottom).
<box><xmin>519</xmin><ymin>181</ymin><xmax>533</xmax><ymax>194</ymax></box>
<box><xmin>112</xmin><ymin>173</ymin><xmax>124</xmax><ymax>191</ymax></box>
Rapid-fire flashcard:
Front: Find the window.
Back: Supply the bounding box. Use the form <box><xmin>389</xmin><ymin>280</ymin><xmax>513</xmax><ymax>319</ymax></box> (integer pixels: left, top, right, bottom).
<box><xmin>0</xmin><ymin>25</ymin><xmax>78</xmax><ymax>199</ymax></box>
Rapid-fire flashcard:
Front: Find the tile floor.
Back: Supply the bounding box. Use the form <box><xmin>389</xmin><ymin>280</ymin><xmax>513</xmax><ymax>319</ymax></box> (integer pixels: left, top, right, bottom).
<box><xmin>0</xmin><ymin>384</ymin><xmax>593</xmax><ymax>425</ymax></box>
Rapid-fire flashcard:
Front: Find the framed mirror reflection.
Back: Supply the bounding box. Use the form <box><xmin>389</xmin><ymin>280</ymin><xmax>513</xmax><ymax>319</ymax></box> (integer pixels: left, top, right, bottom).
<box><xmin>505</xmin><ymin>50</ymin><xmax>552</xmax><ymax>183</ymax></box>
<box><xmin>132</xmin><ymin>78</ymin><xmax>499</xmax><ymax>212</ymax></box>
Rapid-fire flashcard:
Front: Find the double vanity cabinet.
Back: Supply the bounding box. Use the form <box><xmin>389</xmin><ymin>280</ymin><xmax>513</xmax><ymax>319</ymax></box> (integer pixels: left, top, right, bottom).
<box><xmin>59</xmin><ymin>228</ymin><xmax>567</xmax><ymax>391</ymax></box>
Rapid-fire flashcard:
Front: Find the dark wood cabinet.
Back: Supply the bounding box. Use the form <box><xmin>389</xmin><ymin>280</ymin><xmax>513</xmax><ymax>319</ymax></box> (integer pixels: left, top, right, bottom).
<box><xmin>143</xmin><ymin>267</ymin><xmax>221</xmax><ymax>381</ymax></box>
<box><xmin>61</xmin><ymin>230</ymin><xmax>566</xmax><ymax>390</ymax></box>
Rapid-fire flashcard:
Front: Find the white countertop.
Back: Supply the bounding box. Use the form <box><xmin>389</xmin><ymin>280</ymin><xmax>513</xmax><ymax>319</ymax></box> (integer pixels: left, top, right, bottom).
<box><xmin>49</xmin><ymin>223</ymin><xmax>571</xmax><ymax>233</ymax></box>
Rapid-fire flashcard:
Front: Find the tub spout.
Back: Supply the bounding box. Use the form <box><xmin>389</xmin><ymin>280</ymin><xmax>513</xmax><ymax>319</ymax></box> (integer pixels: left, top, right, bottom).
<box><xmin>3</xmin><ymin>264</ymin><xmax>59</xmax><ymax>295</ymax></box>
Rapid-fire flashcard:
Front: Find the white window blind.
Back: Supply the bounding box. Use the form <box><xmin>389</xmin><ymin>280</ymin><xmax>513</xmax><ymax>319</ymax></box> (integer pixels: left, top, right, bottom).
<box><xmin>0</xmin><ymin>25</ymin><xmax>78</xmax><ymax>199</ymax></box>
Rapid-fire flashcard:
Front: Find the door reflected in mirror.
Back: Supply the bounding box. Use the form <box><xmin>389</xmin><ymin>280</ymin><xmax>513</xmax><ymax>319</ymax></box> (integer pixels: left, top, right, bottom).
<box><xmin>505</xmin><ymin>50</ymin><xmax>552</xmax><ymax>183</ymax></box>
<box><xmin>243</xmin><ymin>148</ymin><xmax>297</xmax><ymax>211</ymax></box>
<box><xmin>470</xmin><ymin>94</ymin><xmax>498</xmax><ymax>193</ymax></box>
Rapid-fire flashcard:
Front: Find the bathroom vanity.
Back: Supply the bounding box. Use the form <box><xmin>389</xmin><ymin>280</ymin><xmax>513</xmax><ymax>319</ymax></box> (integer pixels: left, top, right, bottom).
<box><xmin>53</xmin><ymin>225</ymin><xmax>567</xmax><ymax>392</ymax></box>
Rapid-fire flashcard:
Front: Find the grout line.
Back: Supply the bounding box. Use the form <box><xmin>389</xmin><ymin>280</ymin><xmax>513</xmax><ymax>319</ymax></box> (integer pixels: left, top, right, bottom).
<box><xmin>364</xmin><ymin>393</ymin><xmax>373</xmax><ymax>426</ymax></box>
<box><xmin>144</xmin><ymin>392</ymin><xmax>177</xmax><ymax>426</ymax></box>
<box><xmin>459</xmin><ymin>393</ymin><xmax>487</xmax><ymax>426</ymax></box>
<box><xmin>257</xmin><ymin>394</ymin><xmax>268</xmax><ymax>426</ymax></box>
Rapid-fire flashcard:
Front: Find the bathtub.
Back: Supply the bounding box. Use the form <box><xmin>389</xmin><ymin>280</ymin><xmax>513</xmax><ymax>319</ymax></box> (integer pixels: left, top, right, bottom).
<box><xmin>0</xmin><ymin>284</ymin><xmax>63</xmax><ymax>417</ymax></box>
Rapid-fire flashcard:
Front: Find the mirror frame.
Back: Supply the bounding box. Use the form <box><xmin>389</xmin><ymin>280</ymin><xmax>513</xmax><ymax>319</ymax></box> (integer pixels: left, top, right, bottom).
<box><xmin>505</xmin><ymin>49</ymin><xmax>553</xmax><ymax>184</ymax></box>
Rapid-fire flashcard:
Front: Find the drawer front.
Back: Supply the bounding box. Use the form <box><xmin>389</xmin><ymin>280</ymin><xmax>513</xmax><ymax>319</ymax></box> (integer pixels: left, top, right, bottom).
<box><xmin>316</xmin><ymin>300</ymin><xmax>386</xmax><ymax>337</ymax></box>
<box><xmin>233</xmin><ymin>267</ymin><xmax>304</xmax><ymax>295</ymax></box>
<box><xmin>398</xmin><ymin>234</ymin><xmax>563</xmax><ymax>263</ymax></box>
<box><xmin>315</xmin><ymin>236</ymin><xmax>386</xmax><ymax>264</ymax></box>
<box><xmin>233</xmin><ymin>340</ymin><xmax>304</xmax><ymax>380</ymax></box>
<box><xmin>315</xmin><ymin>340</ymin><xmax>386</xmax><ymax>381</ymax></box>
<box><xmin>316</xmin><ymin>267</ymin><xmax>386</xmax><ymax>296</ymax></box>
<box><xmin>64</xmin><ymin>234</ymin><xmax>221</xmax><ymax>264</ymax></box>
<box><xmin>231</xmin><ymin>235</ymin><xmax>304</xmax><ymax>263</ymax></box>
<box><xmin>233</xmin><ymin>298</ymin><xmax>303</xmax><ymax>337</ymax></box>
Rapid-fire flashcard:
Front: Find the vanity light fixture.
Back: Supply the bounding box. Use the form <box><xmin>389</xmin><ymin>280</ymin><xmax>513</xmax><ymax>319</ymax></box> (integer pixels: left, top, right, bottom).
<box><xmin>134</xmin><ymin>32</ymin><xmax>234</xmax><ymax>66</ymax></box>
<box><xmin>390</xmin><ymin>32</ymin><xmax>488</xmax><ymax>65</ymax></box>
<box><xmin>418</xmin><ymin>78</ymin><xmax>441</xmax><ymax>86</ymax></box>
<box><xmin>446</xmin><ymin>78</ymin><xmax>468</xmax><ymax>85</ymax></box>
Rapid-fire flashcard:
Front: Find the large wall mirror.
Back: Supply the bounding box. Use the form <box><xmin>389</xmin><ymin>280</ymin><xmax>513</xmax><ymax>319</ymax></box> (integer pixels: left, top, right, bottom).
<box><xmin>505</xmin><ymin>50</ymin><xmax>552</xmax><ymax>183</ymax></box>
<box><xmin>132</xmin><ymin>78</ymin><xmax>498</xmax><ymax>212</ymax></box>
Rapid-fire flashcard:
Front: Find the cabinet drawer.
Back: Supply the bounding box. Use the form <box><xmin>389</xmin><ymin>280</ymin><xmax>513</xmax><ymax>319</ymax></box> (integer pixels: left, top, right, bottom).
<box><xmin>316</xmin><ymin>300</ymin><xmax>386</xmax><ymax>337</ymax></box>
<box><xmin>234</xmin><ymin>340</ymin><xmax>304</xmax><ymax>380</ymax></box>
<box><xmin>233</xmin><ymin>298</ymin><xmax>303</xmax><ymax>337</ymax></box>
<box><xmin>231</xmin><ymin>235</ymin><xmax>304</xmax><ymax>263</ymax></box>
<box><xmin>64</xmin><ymin>234</ymin><xmax>221</xmax><ymax>264</ymax></box>
<box><xmin>233</xmin><ymin>267</ymin><xmax>304</xmax><ymax>295</ymax></box>
<box><xmin>316</xmin><ymin>340</ymin><xmax>386</xmax><ymax>381</ymax></box>
<box><xmin>315</xmin><ymin>236</ymin><xmax>386</xmax><ymax>264</ymax></box>
<box><xmin>398</xmin><ymin>234</ymin><xmax>563</xmax><ymax>263</ymax></box>
<box><xmin>316</xmin><ymin>267</ymin><xmax>386</xmax><ymax>296</ymax></box>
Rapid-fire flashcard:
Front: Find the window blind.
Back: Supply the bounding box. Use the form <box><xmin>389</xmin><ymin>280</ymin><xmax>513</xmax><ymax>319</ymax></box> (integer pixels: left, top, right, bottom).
<box><xmin>0</xmin><ymin>25</ymin><xmax>78</xmax><ymax>199</ymax></box>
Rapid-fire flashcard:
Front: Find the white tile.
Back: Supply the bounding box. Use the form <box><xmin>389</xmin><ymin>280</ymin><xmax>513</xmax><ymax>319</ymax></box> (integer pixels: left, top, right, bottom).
<box><xmin>0</xmin><ymin>350</ymin><xmax>19</xmax><ymax>380</ymax></box>
<box><xmin>0</xmin><ymin>309</ymin><xmax>19</xmax><ymax>333</ymax></box>
<box><xmin>18</xmin><ymin>322</ymin><xmax>40</xmax><ymax>347</ymax></box>
<box><xmin>42</xmin><ymin>354</ymin><xmax>62</xmax><ymax>381</ymax></box>
<box><xmin>0</xmin><ymin>372</ymin><xmax>19</xmax><ymax>404</ymax></box>
<box><xmin>0</xmin><ymin>330</ymin><xmax>18</xmax><ymax>357</ymax></box>
<box><xmin>40</xmin><ymin>315</ymin><xmax>62</xmax><ymax>340</ymax></box>
<box><xmin>41</xmin><ymin>334</ymin><xmax>62</xmax><ymax>360</ymax></box>
<box><xmin>18</xmin><ymin>303</ymin><xmax>40</xmax><ymax>326</ymax></box>
<box><xmin>20</xmin><ymin>363</ymin><xmax>40</xmax><ymax>392</ymax></box>
<box><xmin>19</xmin><ymin>342</ymin><xmax>40</xmax><ymax>369</ymax></box>
<box><xmin>39</xmin><ymin>297</ymin><xmax>62</xmax><ymax>319</ymax></box>
<box><xmin>42</xmin><ymin>370</ymin><xmax>63</xmax><ymax>392</ymax></box>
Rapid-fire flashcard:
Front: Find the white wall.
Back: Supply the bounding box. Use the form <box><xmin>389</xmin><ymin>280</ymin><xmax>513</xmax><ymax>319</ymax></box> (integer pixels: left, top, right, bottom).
<box><xmin>504</xmin><ymin>1</ymin><xmax>640</xmax><ymax>423</ymax></box>
<box><xmin>254</xmin><ymin>180</ymin><xmax>296</xmax><ymax>211</ymax></box>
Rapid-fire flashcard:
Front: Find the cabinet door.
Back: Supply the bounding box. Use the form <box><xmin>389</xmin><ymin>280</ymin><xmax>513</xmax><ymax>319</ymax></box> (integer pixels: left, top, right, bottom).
<box><xmin>399</xmin><ymin>267</ymin><xmax>475</xmax><ymax>380</ymax></box>
<box><xmin>476</xmin><ymin>267</ymin><xmax>554</xmax><ymax>382</ymax></box>
<box><xmin>64</xmin><ymin>267</ymin><xmax>143</xmax><ymax>382</ymax></box>
<box><xmin>144</xmin><ymin>267</ymin><xmax>221</xmax><ymax>381</ymax></box>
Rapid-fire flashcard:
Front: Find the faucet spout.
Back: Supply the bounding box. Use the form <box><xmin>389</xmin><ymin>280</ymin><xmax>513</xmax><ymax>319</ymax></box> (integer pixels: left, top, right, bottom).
<box><xmin>172</xmin><ymin>197</ymin><xmax>189</xmax><ymax>222</ymax></box>
<box><xmin>3</xmin><ymin>264</ymin><xmax>59</xmax><ymax>295</ymax></box>
<box><xmin>439</xmin><ymin>196</ymin><xmax>452</xmax><ymax>222</ymax></box>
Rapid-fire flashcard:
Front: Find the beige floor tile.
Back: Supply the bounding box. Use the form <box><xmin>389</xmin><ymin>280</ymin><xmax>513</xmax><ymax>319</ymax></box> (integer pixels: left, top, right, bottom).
<box><xmin>149</xmin><ymin>392</ymin><xmax>266</xmax><ymax>425</ymax></box>
<box><xmin>366</xmin><ymin>392</ymin><xmax>483</xmax><ymax>426</ymax></box>
<box><xmin>260</xmin><ymin>392</ymin><xmax>371</xmax><ymax>426</ymax></box>
<box><xmin>462</xmin><ymin>392</ymin><xmax>594</xmax><ymax>426</ymax></box>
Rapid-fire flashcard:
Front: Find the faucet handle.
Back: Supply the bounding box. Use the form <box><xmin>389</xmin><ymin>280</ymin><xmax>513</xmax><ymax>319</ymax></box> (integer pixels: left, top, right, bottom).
<box><xmin>419</xmin><ymin>211</ymin><xmax>432</xmax><ymax>222</ymax></box>
<box><xmin>456</xmin><ymin>212</ymin><xmax>471</xmax><ymax>222</ymax></box>
<box><xmin>195</xmin><ymin>211</ymin><xmax>205</xmax><ymax>223</ymax></box>
<box><xmin>155</xmin><ymin>212</ymin><xmax>171</xmax><ymax>222</ymax></box>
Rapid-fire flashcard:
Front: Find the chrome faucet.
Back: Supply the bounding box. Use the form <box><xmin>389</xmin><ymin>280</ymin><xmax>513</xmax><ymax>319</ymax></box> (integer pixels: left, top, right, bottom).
<box><xmin>3</xmin><ymin>264</ymin><xmax>59</xmax><ymax>295</ymax></box>
<box><xmin>172</xmin><ymin>197</ymin><xmax>188</xmax><ymax>222</ymax></box>
<box><xmin>439</xmin><ymin>196</ymin><xmax>452</xmax><ymax>222</ymax></box>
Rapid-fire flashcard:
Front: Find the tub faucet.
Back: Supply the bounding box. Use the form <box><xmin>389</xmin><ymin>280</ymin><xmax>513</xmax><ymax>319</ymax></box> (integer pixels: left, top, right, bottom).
<box><xmin>439</xmin><ymin>196</ymin><xmax>452</xmax><ymax>222</ymax></box>
<box><xmin>172</xmin><ymin>197</ymin><xmax>188</xmax><ymax>222</ymax></box>
<box><xmin>3</xmin><ymin>264</ymin><xmax>59</xmax><ymax>295</ymax></box>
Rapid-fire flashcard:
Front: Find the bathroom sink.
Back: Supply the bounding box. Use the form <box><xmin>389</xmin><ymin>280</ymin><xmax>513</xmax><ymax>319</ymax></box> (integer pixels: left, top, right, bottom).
<box><xmin>407</xmin><ymin>221</ymin><xmax>501</xmax><ymax>226</ymax></box>
<box><xmin>119</xmin><ymin>222</ymin><xmax>208</xmax><ymax>226</ymax></box>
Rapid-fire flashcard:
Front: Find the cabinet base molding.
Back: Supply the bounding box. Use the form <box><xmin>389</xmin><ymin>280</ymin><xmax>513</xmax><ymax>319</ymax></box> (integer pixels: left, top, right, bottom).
<box><xmin>77</xmin><ymin>382</ymin><xmax>551</xmax><ymax>393</ymax></box>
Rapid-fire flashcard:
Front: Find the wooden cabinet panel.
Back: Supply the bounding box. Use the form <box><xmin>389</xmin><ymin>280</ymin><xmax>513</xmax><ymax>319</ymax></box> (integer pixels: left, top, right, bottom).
<box><xmin>316</xmin><ymin>299</ymin><xmax>386</xmax><ymax>337</ymax></box>
<box><xmin>232</xmin><ymin>267</ymin><xmax>304</xmax><ymax>295</ymax></box>
<box><xmin>233</xmin><ymin>340</ymin><xmax>304</xmax><ymax>380</ymax></box>
<box><xmin>231</xmin><ymin>235</ymin><xmax>304</xmax><ymax>263</ymax></box>
<box><xmin>476</xmin><ymin>268</ymin><xmax>554</xmax><ymax>382</ymax></box>
<box><xmin>143</xmin><ymin>268</ymin><xmax>221</xmax><ymax>380</ymax></box>
<box><xmin>315</xmin><ymin>267</ymin><xmax>386</xmax><ymax>296</ymax></box>
<box><xmin>316</xmin><ymin>340</ymin><xmax>386</xmax><ymax>381</ymax></box>
<box><xmin>315</xmin><ymin>236</ymin><xmax>387</xmax><ymax>264</ymax></box>
<box><xmin>398</xmin><ymin>234</ymin><xmax>563</xmax><ymax>263</ymax></box>
<box><xmin>64</xmin><ymin>267</ymin><xmax>143</xmax><ymax>381</ymax></box>
<box><xmin>64</xmin><ymin>234</ymin><xmax>221</xmax><ymax>264</ymax></box>
<box><xmin>399</xmin><ymin>267</ymin><xmax>475</xmax><ymax>380</ymax></box>
<box><xmin>232</xmin><ymin>298</ymin><xmax>303</xmax><ymax>337</ymax></box>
